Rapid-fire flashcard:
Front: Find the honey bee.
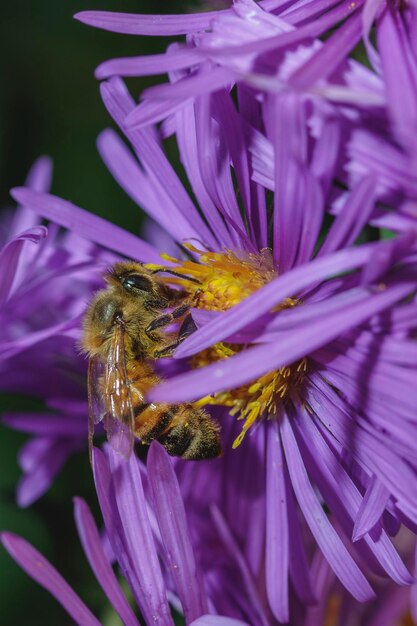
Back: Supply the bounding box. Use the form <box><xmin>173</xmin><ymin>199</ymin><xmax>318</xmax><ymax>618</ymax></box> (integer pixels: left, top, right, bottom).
<box><xmin>82</xmin><ymin>261</ymin><xmax>222</xmax><ymax>460</ymax></box>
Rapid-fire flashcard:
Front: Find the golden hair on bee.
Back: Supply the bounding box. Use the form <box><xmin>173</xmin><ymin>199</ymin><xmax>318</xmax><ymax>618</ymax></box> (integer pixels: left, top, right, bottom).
<box><xmin>82</xmin><ymin>261</ymin><xmax>222</xmax><ymax>461</ymax></box>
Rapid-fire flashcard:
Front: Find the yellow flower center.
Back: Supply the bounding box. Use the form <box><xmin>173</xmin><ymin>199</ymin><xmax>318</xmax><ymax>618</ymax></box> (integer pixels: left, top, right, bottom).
<box><xmin>146</xmin><ymin>245</ymin><xmax>307</xmax><ymax>447</ymax></box>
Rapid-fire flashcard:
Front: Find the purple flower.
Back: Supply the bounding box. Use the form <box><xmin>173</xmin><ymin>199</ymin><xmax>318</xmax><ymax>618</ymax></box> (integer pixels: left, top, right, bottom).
<box><xmin>1</xmin><ymin>443</ymin><xmax>251</xmax><ymax>626</ymax></box>
<box><xmin>4</xmin><ymin>2</ymin><xmax>417</xmax><ymax>620</ymax></box>
<box><xmin>11</xmin><ymin>72</ymin><xmax>417</xmax><ymax>623</ymax></box>
<box><xmin>0</xmin><ymin>157</ymin><xmax>136</xmax><ymax>506</ymax></box>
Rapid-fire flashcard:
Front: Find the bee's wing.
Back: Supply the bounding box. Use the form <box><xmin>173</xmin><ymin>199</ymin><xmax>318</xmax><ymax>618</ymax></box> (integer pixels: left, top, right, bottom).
<box><xmin>87</xmin><ymin>356</ymin><xmax>106</xmax><ymax>462</ymax></box>
<box><xmin>87</xmin><ymin>323</ymin><xmax>135</xmax><ymax>460</ymax></box>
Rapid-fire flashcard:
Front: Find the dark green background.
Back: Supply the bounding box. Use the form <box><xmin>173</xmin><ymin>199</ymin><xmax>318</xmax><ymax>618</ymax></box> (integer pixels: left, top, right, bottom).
<box><xmin>0</xmin><ymin>1</ymin><xmax>195</xmax><ymax>624</ymax></box>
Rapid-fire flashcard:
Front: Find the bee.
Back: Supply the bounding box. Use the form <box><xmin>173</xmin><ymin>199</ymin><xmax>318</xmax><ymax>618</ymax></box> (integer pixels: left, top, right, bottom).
<box><xmin>82</xmin><ymin>261</ymin><xmax>222</xmax><ymax>460</ymax></box>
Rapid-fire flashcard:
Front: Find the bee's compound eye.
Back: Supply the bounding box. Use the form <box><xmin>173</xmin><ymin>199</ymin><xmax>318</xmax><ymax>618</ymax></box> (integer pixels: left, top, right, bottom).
<box><xmin>122</xmin><ymin>274</ymin><xmax>152</xmax><ymax>292</ymax></box>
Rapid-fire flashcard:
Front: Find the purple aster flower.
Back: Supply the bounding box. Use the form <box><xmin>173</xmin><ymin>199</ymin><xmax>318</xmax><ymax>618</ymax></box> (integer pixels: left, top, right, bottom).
<box><xmin>1</xmin><ymin>443</ymin><xmax>252</xmax><ymax>626</ymax></box>
<box><xmin>11</xmin><ymin>72</ymin><xmax>417</xmax><ymax>623</ymax></box>
<box><xmin>0</xmin><ymin>157</ymin><xmax>157</xmax><ymax>506</ymax></box>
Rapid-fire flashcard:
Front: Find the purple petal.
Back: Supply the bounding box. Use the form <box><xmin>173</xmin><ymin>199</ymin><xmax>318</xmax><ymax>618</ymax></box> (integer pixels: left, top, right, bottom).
<box><xmin>202</xmin><ymin>1</ymin><xmax>362</xmax><ymax>58</ymax></box>
<box><xmin>377</xmin><ymin>9</ymin><xmax>417</xmax><ymax>151</ymax></box>
<box><xmin>292</xmin><ymin>405</ymin><xmax>412</xmax><ymax>585</ymax></box>
<box><xmin>174</xmin><ymin>100</ymin><xmax>233</xmax><ymax>248</ymax></box>
<box><xmin>95</xmin><ymin>48</ymin><xmax>202</xmax><ymax>79</ymax></box>
<box><xmin>147</xmin><ymin>442</ymin><xmax>208</xmax><ymax>623</ymax></box>
<box><xmin>17</xmin><ymin>440</ymin><xmax>80</xmax><ymax>508</ymax></box>
<box><xmin>3</xmin><ymin>412</ymin><xmax>86</xmax><ymax>436</ymax></box>
<box><xmin>304</xmin><ymin>550</ymin><xmax>335</xmax><ymax>626</ymax></box>
<box><xmin>309</xmin><ymin>377</ymin><xmax>417</xmax><ymax>521</ymax></box>
<box><xmin>139</xmin><ymin>66</ymin><xmax>236</xmax><ymax>103</ymax></box>
<box><xmin>1</xmin><ymin>532</ymin><xmax>101</xmax><ymax>626</ymax></box>
<box><xmin>210</xmin><ymin>505</ymin><xmax>269</xmax><ymax>626</ymax></box>
<box><xmin>269</xmin><ymin>93</ymin><xmax>309</xmax><ymax>272</ymax></box>
<box><xmin>191</xmin><ymin>617</ymin><xmax>250</xmax><ymax>626</ymax></box>
<box><xmin>352</xmin><ymin>476</ymin><xmax>390</xmax><ymax>542</ymax></box>
<box><xmin>0</xmin><ymin>316</ymin><xmax>82</xmax><ymax>360</ymax></box>
<box><xmin>318</xmin><ymin>175</ymin><xmax>376</xmax><ymax>256</ymax></box>
<box><xmin>311</xmin><ymin>116</ymin><xmax>342</xmax><ymax>197</ymax></box>
<box><xmin>92</xmin><ymin>449</ymin><xmax>140</xmax><ymax>594</ymax></box>
<box><xmin>123</xmin><ymin>96</ymin><xmax>191</xmax><ymax>130</ymax></box>
<box><xmin>105</xmin><ymin>447</ymin><xmax>174</xmax><ymax>626</ymax></box>
<box><xmin>97</xmin><ymin>129</ymin><xmax>201</xmax><ymax>244</ymax></box>
<box><xmin>0</xmin><ymin>227</ymin><xmax>47</xmax><ymax>307</ymax></box>
<box><xmin>286</xmin><ymin>458</ymin><xmax>316</xmax><ymax>604</ymax></box>
<box><xmin>18</xmin><ymin>438</ymin><xmax>53</xmax><ymax>473</ymax></box>
<box><xmin>73</xmin><ymin>497</ymin><xmax>140</xmax><ymax>626</ymax></box>
<box><xmin>289</xmin><ymin>11</ymin><xmax>362</xmax><ymax>89</ymax></box>
<box><xmin>24</xmin><ymin>155</ymin><xmax>53</xmax><ymax>192</ymax></box>
<box><xmin>193</xmin><ymin>94</ymin><xmax>250</xmax><ymax>249</ymax></box>
<box><xmin>9</xmin><ymin>156</ymin><xmax>53</xmax><ymax>237</ymax></box>
<box><xmin>10</xmin><ymin>188</ymin><xmax>161</xmax><ymax>263</ymax></box>
<box><xmin>280</xmin><ymin>415</ymin><xmax>375</xmax><ymax>602</ymax></box>
<box><xmin>74</xmin><ymin>9</ymin><xmax>231</xmax><ymax>36</ymax></box>
<box><xmin>265</xmin><ymin>423</ymin><xmax>289</xmax><ymax>622</ymax></box>
<box><xmin>100</xmin><ymin>78</ymin><xmax>217</xmax><ymax>249</ymax></box>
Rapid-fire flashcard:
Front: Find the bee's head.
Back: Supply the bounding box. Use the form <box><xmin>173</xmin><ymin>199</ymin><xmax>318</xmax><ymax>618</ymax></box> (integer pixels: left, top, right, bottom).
<box><xmin>106</xmin><ymin>262</ymin><xmax>171</xmax><ymax>303</ymax></box>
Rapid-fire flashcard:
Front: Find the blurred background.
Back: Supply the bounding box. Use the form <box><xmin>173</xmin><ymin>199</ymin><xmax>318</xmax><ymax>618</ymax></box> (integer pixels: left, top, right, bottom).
<box><xmin>0</xmin><ymin>1</ymin><xmax>199</xmax><ymax>623</ymax></box>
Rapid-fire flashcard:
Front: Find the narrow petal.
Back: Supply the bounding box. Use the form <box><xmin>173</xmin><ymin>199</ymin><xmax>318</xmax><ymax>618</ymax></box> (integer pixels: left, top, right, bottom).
<box><xmin>73</xmin><ymin>497</ymin><xmax>140</xmax><ymax>626</ymax></box>
<box><xmin>191</xmin><ymin>616</ymin><xmax>250</xmax><ymax>626</ymax></box>
<box><xmin>292</xmin><ymin>405</ymin><xmax>412</xmax><ymax>585</ymax></box>
<box><xmin>106</xmin><ymin>448</ymin><xmax>174</xmax><ymax>626</ymax></box>
<box><xmin>140</xmin><ymin>66</ymin><xmax>236</xmax><ymax>102</ymax></box>
<box><xmin>210</xmin><ymin>505</ymin><xmax>270</xmax><ymax>626</ymax></box>
<box><xmin>269</xmin><ymin>93</ymin><xmax>309</xmax><ymax>272</ymax></box>
<box><xmin>202</xmin><ymin>1</ymin><xmax>363</xmax><ymax>59</ymax></box>
<box><xmin>174</xmin><ymin>100</ymin><xmax>232</xmax><ymax>247</ymax></box>
<box><xmin>265</xmin><ymin>422</ymin><xmax>289</xmax><ymax>622</ymax></box>
<box><xmin>10</xmin><ymin>156</ymin><xmax>53</xmax><ymax>236</ymax></box>
<box><xmin>1</xmin><ymin>532</ymin><xmax>101</xmax><ymax>626</ymax></box>
<box><xmin>74</xmin><ymin>9</ymin><xmax>231</xmax><ymax>36</ymax></box>
<box><xmin>280</xmin><ymin>415</ymin><xmax>375</xmax><ymax>602</ymax></box>
<box><xmin>0</xmin><ymin>227</ymin><xmax>47</xmax><ymax>307</ymax></box>
<box><xmin>97</xmin><ymin>129</ymin><xmax>201</xmax><ymax>244</ymax></box>
<box><xmin>10</xmin><ymin>188</ymin><xmax>161</xmax><ymax>263</ymax></box>
<box><xmin>95</xmin><ymin>48</ymin><xmax>202</xmax><ymax>79</ymax></box>
<box><xmin>17</xmin><ymin>440</ymin><xmax>79</xmax><ymax>508</ymax></box>
<box><xmin>100</xmin><ymin>78</ymin><xmax>217</xmax><ymax>249</ymax></box>
<box><xmin>289</xmin><ymin>11</ymin><xmax>362</xmax><ymax>89</ymax></box>
<box><xmin>352</xmin><ymin>476</ymin><xmax>390</xmax><ymax>542</ymax></box>
<box><xmin>377</xmin><ymin>9</ymin><xmax>417</xmax><ymax>151</ymax></box>
<box><xmin>147</xmin><ymin>442</ymin><xmax>208</xmax><ymax>623</ymax></box>
<box><xmin>318</xmin><ymin>175</ymin><xmax>376</xmax><ymax>256</ymax></box>
<box><xmin>286</xmin><ymin>459</ymin><xmax>316</xmax><ymax>604</ymax></box>
<box><xmin>309</xmin><ymin>377</ymin><xmax>417</xmax><ymax>520</ymax></box>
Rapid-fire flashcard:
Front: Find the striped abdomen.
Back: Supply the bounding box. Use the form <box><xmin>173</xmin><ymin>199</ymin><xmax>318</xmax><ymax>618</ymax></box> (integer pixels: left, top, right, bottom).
<box><xmin>127</xmin><ymin>361</ymin><xmax>222</xmax><ymax>460</ymax></box>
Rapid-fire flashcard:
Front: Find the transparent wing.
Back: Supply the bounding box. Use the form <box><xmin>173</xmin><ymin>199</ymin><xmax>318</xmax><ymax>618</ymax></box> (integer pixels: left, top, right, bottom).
<box><xmin>87</xmin><ymin>356</ymin><xmax>106</xmax><ymax>463</ymax></box>
<box><xmin>87</xmin><ymin>323</ymin><xmax>135</xmax><ymax>460</ymax></box>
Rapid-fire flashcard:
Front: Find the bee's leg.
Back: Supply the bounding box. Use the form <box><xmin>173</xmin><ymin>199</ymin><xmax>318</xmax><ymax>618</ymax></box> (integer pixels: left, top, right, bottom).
<box><xmin>153</xmin><ymin>314</ymin><xmax>197</xmax><ymax>358</ymax></box>
<box><xmin>150</xmin><ymin>267</ymin><xmax>201</xmax><ymax>285</ymax></box>
<box><xmin>143</xmin><ymin>296</ymin><xmax>169</xmax><ymax>312</ymax></box>
<box><xmin>145</xmin><ymin>303</ymin><xmax>190</xmax><ymax>337</ymax></box>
